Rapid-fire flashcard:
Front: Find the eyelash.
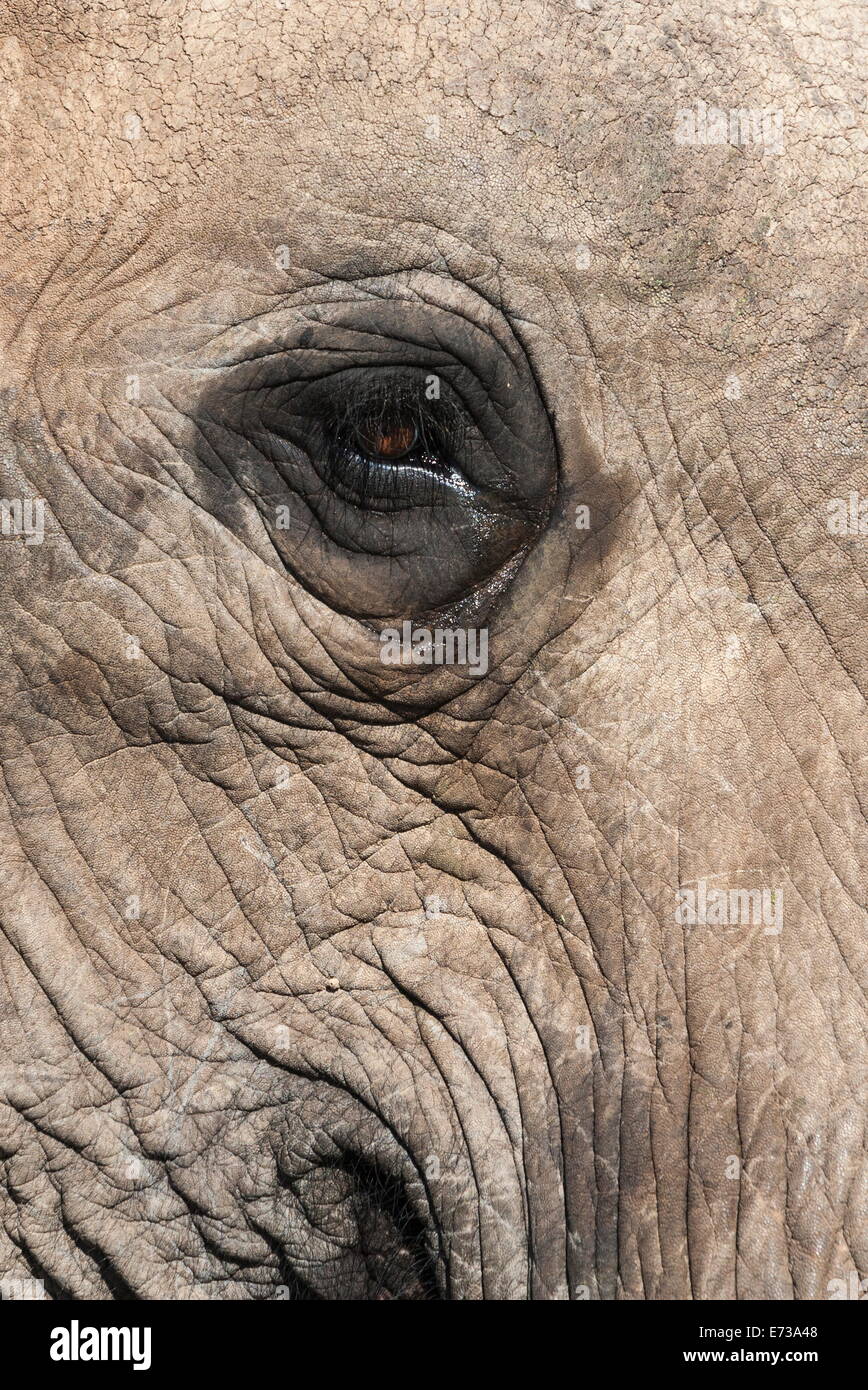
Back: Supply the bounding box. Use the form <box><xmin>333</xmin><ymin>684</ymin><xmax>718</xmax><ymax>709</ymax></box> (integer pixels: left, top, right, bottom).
<box><xmin>317</xmin><ymin>376</ymin><xmax>468</xmax><ymax>509</ymax></box>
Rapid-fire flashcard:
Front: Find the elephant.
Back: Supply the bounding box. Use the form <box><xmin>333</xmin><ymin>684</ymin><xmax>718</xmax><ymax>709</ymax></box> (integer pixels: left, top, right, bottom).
<box><xmin>0</xmin><ymin>0</ymin><xmax>864</xmax><ymax>1301</ymax></box>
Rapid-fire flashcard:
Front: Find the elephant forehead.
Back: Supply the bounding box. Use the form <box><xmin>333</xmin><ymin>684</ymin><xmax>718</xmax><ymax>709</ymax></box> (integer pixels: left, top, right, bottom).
<box><xmin>1</xmin><ymin>0</ymin><xmax>861</xmax><ymax>282</ymax></box>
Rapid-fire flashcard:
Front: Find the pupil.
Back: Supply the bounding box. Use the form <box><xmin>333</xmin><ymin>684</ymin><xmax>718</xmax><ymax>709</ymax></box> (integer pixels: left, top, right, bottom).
<box><xmin>356</xmin><ymin>421</ymin><xmax>417</xmax><ymax>460</ymax></box>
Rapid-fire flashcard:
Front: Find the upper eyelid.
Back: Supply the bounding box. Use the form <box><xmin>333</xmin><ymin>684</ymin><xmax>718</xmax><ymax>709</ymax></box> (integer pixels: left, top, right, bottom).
<box><xmin>205</xmin><ymin>305</ymin><xmax>497</xmax><ymax>393</ymax></box>
<box><xmin>225</xmin><ymin>351</ymin><xmax>452</xmax><ymax>399</ymax></box>
<box><xmin>216</xmin><ymin>318</ymin><xmax>457</xmax><ymax>375</ymax></box>
<box><xmin>244</xmin><ymin>364</ymin><xmax>463</xmax><ymax>424</ymax></box>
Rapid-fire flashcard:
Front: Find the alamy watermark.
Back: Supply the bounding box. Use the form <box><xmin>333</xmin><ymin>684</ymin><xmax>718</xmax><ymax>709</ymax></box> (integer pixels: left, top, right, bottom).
<box><xmin>380</xmin><ymin>620</ymin><xmax>488</xmax><ymax>677</ymax></box>
<box><xmin>676</xmin><ymin>877</ymin><xmax>783</xmax><ymax>934</ymax></box>
<box><xmin>674</xmin><ymin>101</ymin><xmax>784</xmax><ymax>156</ymax></box>
<box><xmin>0</xmin><ymin>496</ymin><xmax>45</xmax><ymax>545</ymax></box>
<box><xmin>0</xmin><ymin>1276</ymin><xmax>45</xmax><ymax>1300</ymax></box>
<box><xmin>827</xmin><ymin>1271</ymin><xmax>868</xmax><ymax>1300</ymax></box>
<box><xmin>826</xmin><ymin>492</ymin><xmax>867</xmax><ymax>537</ymax></box>
<box><xmin>50</xmin><ymin>1321</ymin><xmax>151</xmax><ymax>1370</ymax></box>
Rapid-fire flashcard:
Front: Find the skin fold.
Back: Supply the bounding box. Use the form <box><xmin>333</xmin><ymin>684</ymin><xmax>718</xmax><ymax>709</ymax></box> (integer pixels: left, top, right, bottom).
<box><xmin>0</xmin><ymin>0</ymin><xmax>864</xmax><ymax>1299</ymax></box>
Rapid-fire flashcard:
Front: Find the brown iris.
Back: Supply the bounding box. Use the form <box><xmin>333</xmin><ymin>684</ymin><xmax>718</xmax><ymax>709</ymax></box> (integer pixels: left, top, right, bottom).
<box><xmin>355</xmin><ymin>420</ymin><xmax>418</xmax><ymax>461</ymax></box>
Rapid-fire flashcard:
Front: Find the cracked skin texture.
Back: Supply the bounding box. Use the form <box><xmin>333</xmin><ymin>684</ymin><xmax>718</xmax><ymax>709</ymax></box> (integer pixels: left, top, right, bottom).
<box><xmin>0</xmin><ymin>0</ymin><xmax>865</xmax><ymax>1299</ymax></box>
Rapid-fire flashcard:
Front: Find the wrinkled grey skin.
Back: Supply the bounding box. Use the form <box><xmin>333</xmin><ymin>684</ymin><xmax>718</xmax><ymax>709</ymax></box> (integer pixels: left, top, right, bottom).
<box><xmin>0</xmin><ymin>1</ymin><xmax>865</xmax><ymax>1299</ymax></box>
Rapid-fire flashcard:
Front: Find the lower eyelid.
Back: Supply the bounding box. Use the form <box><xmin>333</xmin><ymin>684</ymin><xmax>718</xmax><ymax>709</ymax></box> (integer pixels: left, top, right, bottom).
<box><xmin>321</xmin><ymin>449</ymin><xmax>451</xmax><ymax>512</ymax></box>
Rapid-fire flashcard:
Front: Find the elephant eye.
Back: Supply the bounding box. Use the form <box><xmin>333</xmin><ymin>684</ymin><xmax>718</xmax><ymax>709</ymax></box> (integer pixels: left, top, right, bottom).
<box><xmin>354</xmin><ymin>419</ymin><xmax>417</xmax><ymax>461</ymax></box>
<box><xmin>194</xmin><ymin>302</ymin><xmax>558</xmax><ymax>620</ymax></box>
<box><xmin>311</xmin><ymin>376</ymin><xmax>459</xmax><ymax>511</ymax></box>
